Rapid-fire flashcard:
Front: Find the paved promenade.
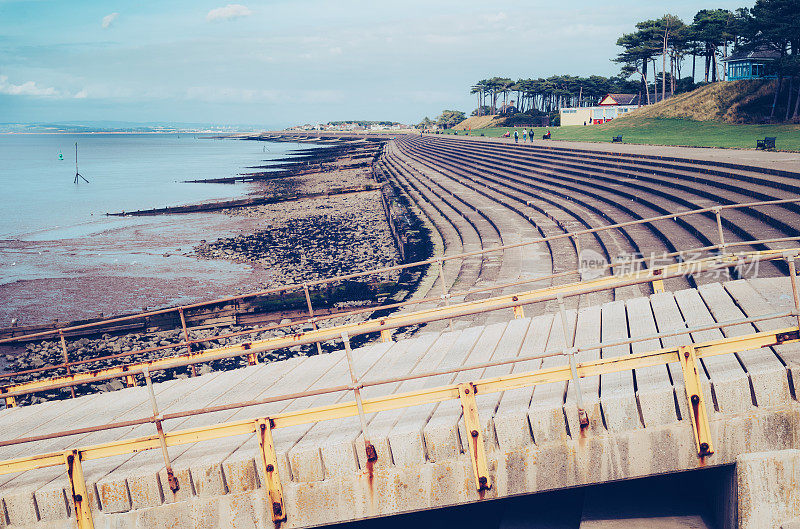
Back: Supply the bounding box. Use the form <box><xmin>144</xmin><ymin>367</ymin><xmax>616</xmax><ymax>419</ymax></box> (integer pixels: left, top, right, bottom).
<box><xmin>441</xmin><ymin>134</ymin><xmax>800</xmax><ymax>173</ymax></box>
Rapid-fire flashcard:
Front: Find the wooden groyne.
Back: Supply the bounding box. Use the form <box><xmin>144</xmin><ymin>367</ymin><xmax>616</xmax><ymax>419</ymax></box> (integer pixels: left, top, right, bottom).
<box><xmin>105</xmin><ymin>185</ymin><xmax>379</xmax><ymax>217</ymax></box>
<box><xmin>187</xmin><ymin>135</ymin><xmax>386</xmax><ymax>184</ymax></box>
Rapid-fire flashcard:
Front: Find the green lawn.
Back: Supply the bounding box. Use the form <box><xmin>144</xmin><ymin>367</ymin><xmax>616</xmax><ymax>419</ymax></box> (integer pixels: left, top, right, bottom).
<box><xmin>442</xmin><ymin>117</ymin><xmax>800</xmax><ymax>151</ymax></box>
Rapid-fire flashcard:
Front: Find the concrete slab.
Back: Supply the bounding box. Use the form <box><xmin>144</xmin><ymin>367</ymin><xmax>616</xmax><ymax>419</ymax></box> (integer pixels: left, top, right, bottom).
<box><xmin>493</xmin><ymin>314</ymin><xmax>554</xmax><ymax>450</ymax></box>
<box><xmin>649</xmin><ymin>292</ymin><xmax>693</xmax><ymax>421</ymax></box>
<box><xmin>565</xmin><ymin>305</ymin><xmax>603</xmax><ymax>437</ymax></box>
<box><xmin>625</xmin><ymin>296</ymin><xmax>679</xmax><ymax>427</ymax></box>
<box><xmin>528</xmin><ymin>309</ymin><xmax>576</xmax><ymax>443</ymax></box>
<box><xmin>599</xmin><ymin>300</ymin><xmax>640</xmax><ymax>432</ymax></box>
<box><xmin>422</xmin><ymin>321</ymin><xmax>507</xmax><ymax>462</ymax></box>
<box><xmin>699</xmin><ymin>282</ymin><xmax>790</xmax><ymax>409</ymax></box>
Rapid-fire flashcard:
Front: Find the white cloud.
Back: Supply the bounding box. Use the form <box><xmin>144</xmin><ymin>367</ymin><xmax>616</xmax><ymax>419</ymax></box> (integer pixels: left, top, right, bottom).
<box><xmin>329</xmin><ymin>47</ymin><xmax>342</xmax><ymax>56</ymax></box>
<box><xmin>486</xmin><ymin>12</ymin><xmax>507</xmax><ymax>23</ymax></box>
<box><xmin>74</xmin><ymin>89</ymin><xmax>88</xmax><ymax>99</ymax></box>
<box><xmin>0</xmin><ymin>75</ymin><xmax>59</xmax><ymax>97</ymax></box>
<box><xmin>206</xmin><ymin>4</ymin><xmax>252</xmax><ymax>22</ymax></box>
<box><xmin>101</xmin><ymin>12</ymin><xmax>119</xmax><ymax>29</ymax></box>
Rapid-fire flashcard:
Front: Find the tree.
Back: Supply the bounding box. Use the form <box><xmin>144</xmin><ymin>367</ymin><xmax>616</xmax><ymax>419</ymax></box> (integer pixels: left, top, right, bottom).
<box><xmin>483</xmin><ymin>77</ymin><xmax>511</xmax><ymax>114</ymax></box>
<box><xmin>435</xmin><ymin>110</ymin><xmax>466</xmax><ymax>129</ymax></box>
<box><xmin>754</xmin><ymin>0</ymin><xmax>800</xmax><ymax>118</ymax></box>
<box><xmin>615</xmin><ymin>21</ymin><xmax>661</xmax><ymax>104</ymax></box>
<box><xmin>692</xmin><ymin>9</ymin><xmax>733</xmax><ymax>82</ymax></box>
<box><xmin>471</xmin><ymin>80</ymin><xmax>491</xmax><ymax>116</ymax></box>
<box><xmin>655</xmin><ymin>15</ymin><xmax>685</xmax><ymax>100</ymax></box>
<box><xmin>416</xmin><ymin>117</ymin><xmax>433</xmax><ymax>130</ymax></box>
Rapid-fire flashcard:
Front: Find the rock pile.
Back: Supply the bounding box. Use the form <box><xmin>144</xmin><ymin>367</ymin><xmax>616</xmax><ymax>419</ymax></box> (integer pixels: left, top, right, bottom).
<box><xmin>194</xmin><ymin>191</ymin><xmax>400</xmax><ymax>285</ymax></box>
<box><xmin>254</xmin><ymin>166</ymin><xmax>375</xmax><ymax>198</ymax></box>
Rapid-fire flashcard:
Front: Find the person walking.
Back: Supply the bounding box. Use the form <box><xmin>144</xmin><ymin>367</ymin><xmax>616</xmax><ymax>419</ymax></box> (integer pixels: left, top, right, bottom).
<box><xmin>514</xmin><ymin>130</ymin><xmax>519</xmax><ymax>143</ymax></box>
<box><xmin>522</xmin><ymin>128</ymin><xmax>527</xmax><ymax>142</ymax></box>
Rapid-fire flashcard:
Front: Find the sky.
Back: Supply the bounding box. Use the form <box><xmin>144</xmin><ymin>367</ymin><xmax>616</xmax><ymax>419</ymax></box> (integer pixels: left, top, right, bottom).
<box><xmin>0</xmin><ymin>0</ymin><xmax>750</xmax><ymax>128</ymax></box>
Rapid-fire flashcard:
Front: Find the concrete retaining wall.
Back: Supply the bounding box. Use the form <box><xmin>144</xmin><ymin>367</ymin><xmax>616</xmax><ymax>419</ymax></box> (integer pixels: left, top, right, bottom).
<box><xmin>738</xmin><ymin>449</ymin><xmax>800</xmax><ymax>529</ymax></box>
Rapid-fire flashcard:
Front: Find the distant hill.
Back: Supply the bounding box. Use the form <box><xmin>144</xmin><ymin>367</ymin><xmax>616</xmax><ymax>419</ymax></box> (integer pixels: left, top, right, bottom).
<box><xmin>452</xmin><ymin>115</ymin><xmax>506</xmax><ymax>130</ymax></box>
<box><xmin>626</xmin><ymin>80</ymin><xmax>796</xmax><ymax>124</ymax></box>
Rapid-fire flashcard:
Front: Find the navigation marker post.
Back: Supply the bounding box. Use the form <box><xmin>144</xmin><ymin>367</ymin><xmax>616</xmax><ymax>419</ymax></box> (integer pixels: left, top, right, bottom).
<box><xmin>74</xmin><ymin>142</ymin><xmax>89</xmax><ymax>184</ymax></box>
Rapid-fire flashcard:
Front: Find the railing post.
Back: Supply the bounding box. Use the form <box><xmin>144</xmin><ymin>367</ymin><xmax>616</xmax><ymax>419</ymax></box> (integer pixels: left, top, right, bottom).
<box><xmin>59</xmin><ymin>330</ymin><xmax>76</xmax><ymax>399</ymax></box>
<box><xmin>572</xmin><ymin>234</ymin><xmax>582</xmax><ymax>275</ymax></box>
<box><xmin>713</xmin><ymin>207</ymin><xmax>727</xmax><ymax>254</ymax></box>
<box><xmin>64</xmin><ymin>449</ymin><xmax>94</xmax><ymax>529</ymax></box>
<box><xmin>558</xmin><ymin>295</ymin><xmax>589</xmax><ymax>428</ymax></box>
<box><xmin>303</xmin><ymin>283</ymin><xmax>323</xmax><ymax>355</ymax></box>
<box><xmin>438</xmin><ymin>258</ymin><xmax>449</xmax><ymax>303</ymax></box>
<box><xmin>785</xmin><ymin>252</ymin><xmax>800</xmax><ymax>330</ymax></box>
<box><xmin>678</xmin><ymin>345</ymin><xmax>713</xmax><ymax>457</ymax></box>
<box><xmin>341</xmin><ymin>332</ymin><xmax>377</xmax><ymax>462</ymax></box>
<box><xmin>458</xmin><ymin>383</ymin><xmax>491</xmax><ymax>491</ymax></box>
<box><xmin>256</xmin><ymin>417</ymin><xmax>286</xmax><ymax>522</ymax></box>
<box><xmin>177</xmin><ymin>308</ymin><xmax>197</xmax><ymax>377</ymax></box>
<box><xmin>143</xmin><ymin>367</ymin><xmax>180</xmax><ymax>492</ymax></box>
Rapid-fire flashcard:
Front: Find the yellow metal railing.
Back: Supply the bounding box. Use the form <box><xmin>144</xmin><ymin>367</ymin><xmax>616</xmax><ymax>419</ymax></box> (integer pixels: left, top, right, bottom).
<box><xmin>0</xmin><ymin>320</ymin><xmax>797</xmax><ymax>527</ymax></box>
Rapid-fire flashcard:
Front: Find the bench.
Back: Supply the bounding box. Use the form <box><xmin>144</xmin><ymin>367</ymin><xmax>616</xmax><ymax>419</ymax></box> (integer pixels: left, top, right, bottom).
<box><xmin>756</xmin><ymin>137</ymin><xmax>776</xmax><ymax>150</ymax></box>
<box><xmin>543</xmin><ymin>132</ymin><xmax>551</xmax><ymax>139</ymax></box>
<box><xmin>612</xmin><ymin>135</ymin><xmax>623</xmax><ymax>143</ymax></box>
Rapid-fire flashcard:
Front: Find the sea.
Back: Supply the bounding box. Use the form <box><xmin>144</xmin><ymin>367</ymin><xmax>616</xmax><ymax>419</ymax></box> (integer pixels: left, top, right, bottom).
<box><xmin>0</xmin><ymin>133</ymin><xmax>307</xmax><ymax>326</ymax></box>
<box><xmin>0</xmin><ymin>133</ymin><xmax>297</xmax><ymax>239</ymax></box>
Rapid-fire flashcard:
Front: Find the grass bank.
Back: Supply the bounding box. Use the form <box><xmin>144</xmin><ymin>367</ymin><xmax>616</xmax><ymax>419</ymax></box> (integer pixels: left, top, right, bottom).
<box><xmin>443</xmin><ymin>116</ymin><xmax>800</xmax><ymax>151</ymax></box>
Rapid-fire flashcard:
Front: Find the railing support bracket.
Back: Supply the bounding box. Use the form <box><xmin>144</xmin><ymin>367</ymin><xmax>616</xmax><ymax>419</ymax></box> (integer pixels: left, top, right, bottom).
<box><xmin>64</xmin><ymin>449</ymin><xmax>94</xmax><ymax>529</ymax></box>
<box><xmin>458</xmin><ymin>383</ymin><xmax>491</xmax><ymax>491</ymax></box>
<box><xmin>678</xmin><ymin>345</ymin><xmax>714</xmax><ymax>457</ymax></box>
<box><xmin>257</xmin><ymin>418</ymin><xmax>286</xmax><ymax>522</ymax></box>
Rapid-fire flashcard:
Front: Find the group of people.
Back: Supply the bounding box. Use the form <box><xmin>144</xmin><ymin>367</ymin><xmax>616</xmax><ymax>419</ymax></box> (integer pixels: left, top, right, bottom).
<box><xmin>507</xmin><ymin>128</ymin><xmax>549</xmax><ymax>143</ymax></box>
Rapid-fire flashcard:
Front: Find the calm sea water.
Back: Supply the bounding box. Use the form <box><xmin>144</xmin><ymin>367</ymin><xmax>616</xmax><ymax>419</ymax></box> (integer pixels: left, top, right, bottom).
<box><xmin>0</xmin><ymin>134</ymin><xmax>300</xmax><ymax>240</ymax></box>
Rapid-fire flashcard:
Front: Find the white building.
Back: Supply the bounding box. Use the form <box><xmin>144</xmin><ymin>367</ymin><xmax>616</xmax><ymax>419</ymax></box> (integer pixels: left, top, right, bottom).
<box><xmin>559</xmin><ymin>93</ymin><xmax>641</xmax><ymax>126</ymax></box>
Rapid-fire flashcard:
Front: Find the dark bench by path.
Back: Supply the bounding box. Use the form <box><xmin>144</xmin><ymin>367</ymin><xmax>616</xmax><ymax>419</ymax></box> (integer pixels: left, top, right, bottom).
<box><xmin>612</xmin><ymin>135</ymin><xmax>623</xmax><ymax>143</ymax></box>
<box><xmin>756</xmin><ymin>137</ymin><xmax>776</xmax><ymax>150</ymax></box>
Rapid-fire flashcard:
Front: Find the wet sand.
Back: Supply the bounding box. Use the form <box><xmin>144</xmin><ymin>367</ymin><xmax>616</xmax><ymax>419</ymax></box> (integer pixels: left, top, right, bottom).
<box><xmin>0</xmin><ymin>213</ymin><xmax>274</xmax><ymax>326</ymax></box>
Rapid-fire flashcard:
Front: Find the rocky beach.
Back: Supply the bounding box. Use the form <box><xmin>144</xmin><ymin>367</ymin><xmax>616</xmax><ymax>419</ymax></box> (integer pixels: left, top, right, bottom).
<box><xmin>193</xmin><ymin>191</ymin><xmax>400</xmax><ymax>284</ymax></box>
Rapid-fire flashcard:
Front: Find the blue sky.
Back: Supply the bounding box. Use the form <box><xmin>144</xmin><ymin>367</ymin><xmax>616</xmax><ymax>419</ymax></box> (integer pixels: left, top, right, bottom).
<box><xmin>0</xmin><ymin>0</ymin><xmax>749</xmax><ymax>128</ymax></box>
